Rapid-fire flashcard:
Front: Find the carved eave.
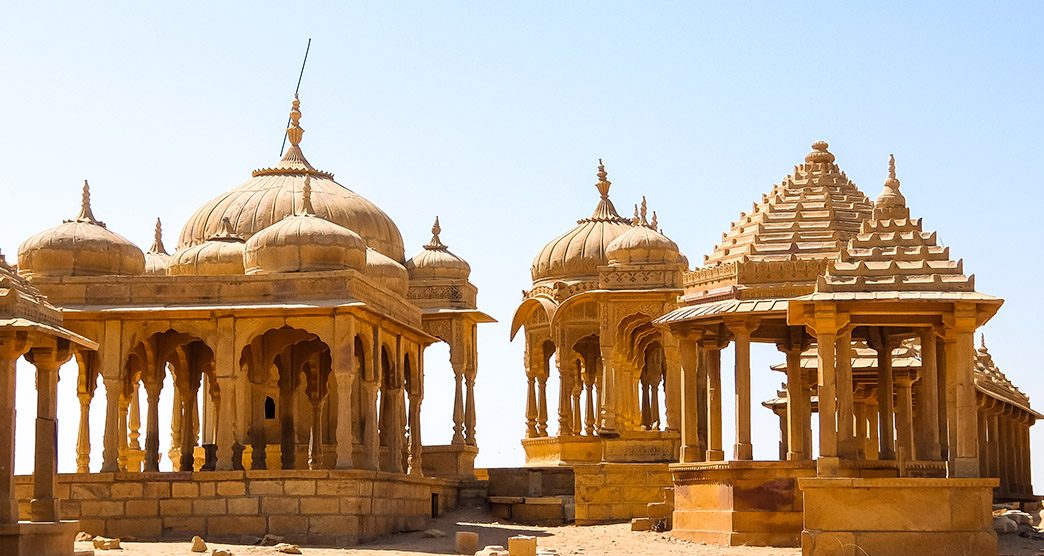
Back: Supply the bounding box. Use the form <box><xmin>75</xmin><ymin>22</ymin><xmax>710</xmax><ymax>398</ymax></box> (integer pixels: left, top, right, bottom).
<box><xmin>598</xmin><ymin>262</ymin><xmax>686</xmax><ymax>291</ymax></box>
<box><xmin>406</xmin><ymin>278</ymin><xmax>479</xmax><ymax>310</ymax></box>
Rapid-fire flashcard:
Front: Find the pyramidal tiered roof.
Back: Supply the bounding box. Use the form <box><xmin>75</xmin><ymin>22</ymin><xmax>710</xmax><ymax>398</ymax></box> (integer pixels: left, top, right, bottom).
<box><xmin>813</xmin><ymin>155</ymin><xmax>988</xmax><ymax>299</ymax></box>
<box><xmin>974</xmin><ymin>335</ymin><xmax>1031</xmax><ymax>411</ymax></box>
<box><xmin>704</xmin><ymin>141</ymin><xmax>873</xmax><ymax>267</ymax></box>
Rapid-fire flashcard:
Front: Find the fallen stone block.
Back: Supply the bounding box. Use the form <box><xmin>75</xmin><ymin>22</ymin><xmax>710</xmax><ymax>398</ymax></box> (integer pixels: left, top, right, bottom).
<box><xmin>994</xmin><ymin>515</ymin><xmax>1017</xmax><ymax>535</ymax></box>
<box><xmin>191</xmin><ymin>535</ymin><xmax>208</xmax><ymax>552</ymax></box>
<box><xmin>75</xmin><ymin>531</ymin><xmax>94</xmax><ymax>542</ymax></box>
<box><xmin>92</xmin><ymin>537</ymin><xmax>121</xmax><ymax>550</ymax></box>
<box><xmin>508</xmin><ymin>535</ymin><xmax>537</xmax><ymax>556</ymax></box>
<box><xmin>274</xmin><ymin>543</ymin><xmax>302</xmax><ymax>554</ymax></box>
<box><xmin>630</xmin><ymin>517</ymin><xmax>651</xmax><ymax>532</ymax></box>
<box><xmin>455</xmin><ymin>531</ymin><xmax>479</xmax><ymax>554</ymax></box>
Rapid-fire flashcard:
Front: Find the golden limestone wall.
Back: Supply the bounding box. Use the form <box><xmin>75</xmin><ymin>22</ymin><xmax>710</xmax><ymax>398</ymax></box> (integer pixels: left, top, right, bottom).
<box><xmin>14</xmin><ymin>470</ymin><xmax>458</xmax><ymax>546</ymax></box>
<box><xmin>573</xmin><ymin>463</ymin><xmax>672</xmax><ymax>525</ymax></box>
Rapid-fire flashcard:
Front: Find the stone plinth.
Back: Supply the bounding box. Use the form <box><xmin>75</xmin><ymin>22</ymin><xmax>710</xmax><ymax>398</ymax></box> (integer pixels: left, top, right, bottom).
<box><xmin>0</xmin><ymin>520</ymin><xmax>79</xmax><ymax>556</ymax></box>
<box><xmin>671</xmin><ymin>460</ymin><xmax>816</xmax><ymax>547</ymax></box>
<box><xmin>798</xmin><ymin>477</ymin><xmax>998</xmax><ymax>556</ymax></box>
<box><xmin>14</xmin><ymin>470</ymin><xmax>459</xmax><ymax>546</ymax></box>
<box><xmin>574</xmin><ymin>463</ymin><xmax>672</xmax><ymax>525</ymax></box>
<box><xmin>422</xmin><ymin>444</ymin><xmax>479</xmax><ymax>479</ymax></box>
<box><xmin>522</xmin><ymin>431</ymin><xmax>680</xmax><ymax>467</ymax></box>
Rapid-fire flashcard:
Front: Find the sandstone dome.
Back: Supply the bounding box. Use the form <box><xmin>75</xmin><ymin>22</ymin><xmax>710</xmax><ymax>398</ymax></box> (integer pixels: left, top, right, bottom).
<box><xmin>606</xmin><ymin>200</ymin><xmax>682</xmax><ymax>266</ymax></box>
<box><xmin>167</xmin><ymin>217</ymin><xmax>246</xmax><ymax>276</ymax></box>
<box><xmin>244</xmin><ymin>178</ymin><xmax>367</xmax><ymax>274</ymax></box>
<box><xmin>177</xmin><ymin>96</ymin><xmax>405</xmax><ymax>263</ymax></box>
<box><xmin>364</xmin><ymin>247</ymin><xmax>409</xmax><ymax>295</ymax></box>
<box><xmin>17</xmin><ymin>181</ymin><xmax>145</xmax><ymax>278</ymax></box>
<box><xmin>406</xmin><ymin>217</ymin><xmax>471</xmax><ymax>281</ymax></box>
<box><xmin>530</xmin><ymin>161</ymin><xmax>633</xmax><ymax>283</ymax></box>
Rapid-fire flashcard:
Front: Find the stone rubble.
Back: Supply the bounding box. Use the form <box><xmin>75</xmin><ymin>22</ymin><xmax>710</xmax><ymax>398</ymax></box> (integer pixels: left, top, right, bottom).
<box><xmin>92</xmin><ymin>536</ymin><xmax>121</xmax><ymax>550</ymax></box>
<box><xmin>273</xmin><ymin>542</ymin><xmax>303</xmax><ymax>554</ymax></box>
<box><xmin>191</xmin><ymin>535</ymin><xmax>208</xmax><ymax>552</ymax></box>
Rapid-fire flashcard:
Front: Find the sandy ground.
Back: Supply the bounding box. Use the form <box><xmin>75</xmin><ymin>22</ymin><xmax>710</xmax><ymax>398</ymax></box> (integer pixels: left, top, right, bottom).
<box><xmin>75</xmin><ymin>508</ymin><xmax>1044</xmax><ymax>555</ymax></box>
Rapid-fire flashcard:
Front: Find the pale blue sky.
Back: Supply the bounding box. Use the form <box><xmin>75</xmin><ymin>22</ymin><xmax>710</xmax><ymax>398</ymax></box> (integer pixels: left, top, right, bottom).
<box><xmin>1</xmin><ymin>3</ymin><xmax>1042</xmax><ymax>481</ymax></box>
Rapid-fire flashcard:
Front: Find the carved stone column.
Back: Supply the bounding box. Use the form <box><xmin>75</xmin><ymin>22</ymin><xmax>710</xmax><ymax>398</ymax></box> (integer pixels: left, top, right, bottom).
<box><xmin>101</xmin><ymin>375</ymin><xmax>122</xmax><ymax>473</ymax></box>
<box><xmin>731</xmin><ymin>325</ymin><xmax>753</xmax><ymax>461</ymax></box>
<box><xmin>0</xmin><ymin>335</ymin><xmax>29</xmax><ymax>524</ymax></box>
<box><xmin>536</xmin><ymin>375</ymin><xmax>549</xmax><ymax>437</ymax></box>
<box><xmin>26</xmin><ymin>345</ymin><xmax>71</xmax><ymax>522</ymax></box>
<box><xmin>949</xmin><ymin>325</ymin><xmax>979</xmax><ymax>477</ymax></box>
<box><xmin>916</xmin><ymin>330</ymin><xmax>942</xmax><ymax>461</ymax></box>
<box><xmin>117</xmin><ymin>394</ymin><xmax>129</xmax><ymax>472</ymax></box>
<box><xmin>362</xmin><ymin>379</ymin><xmax>380</xmax><ymax>471</ymax></box>
<box><xmin>464</xmin><ymin>369</ymin><xmax>477</xmax><ymax>447</ymax></box>
<box><xmin>169</xmin><ymin>387</ymin><xmax>182</xmax><ymax>469</ymax></box>
<box><xmin>873</xmin><ymin>330</ymin><xmax>896</xmax><ymax>461</ymax></box>
<box><xmin>836</xmin><ymin>331</ymin><xmax>855</xmax><ymax>459</ymax></box>
<box><xmin>308</xmin><ymin>395</ymin><xmax>325</xmax><ymax>470</ymax></box>
<box><xmin>180</xmin><ymin>381</ymin><xmax>200</xmax><ymax>472</ymax></box>
<box><xmin>703</xmin><ymin>342</ymin><xmax>724</xmax><ymax>462</ymax></box>
<box><xmin>678</xmin><ymin>337</ymin><xmax>701</xmax><ymax>463</ymax></box>
<box><xmin>783</xmin><ymin>348</ymin><xmax>806</xmax><ymax>461</ymax></box>
<box><xmin>555</xmin><ymin>350</ymin><xmax>573</xmax><ymax>437</ymax></box>
<box><xmin>895</xmin><ymin>374</ymin><xmax>915</xmax><ymax>461</ymax></box>
<box><xmin>143</xmin><ymin>380</ymin><xmax>161</xmax><ymax>472</ymax></box>
<box><xmin>249</xmin><ymin>385</ymin><xmax>267</xmax><ymax>470</ymax></box>
<box><xmin>451</xmin><ymin>359</ymin><xmax>466</xmax><ymax>444</ymax></box>
<box><xmin>816</xmin><ymin>332</ymin><xmax>838</xmax><ymax>470</ymax></box>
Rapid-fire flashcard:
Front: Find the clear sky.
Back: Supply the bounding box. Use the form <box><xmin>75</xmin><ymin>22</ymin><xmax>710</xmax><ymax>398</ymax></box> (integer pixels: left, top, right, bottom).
<box><xmin>1</xmin><ymin>3</ymin><xmax>1042</xmax><ymax>482</ymax></box>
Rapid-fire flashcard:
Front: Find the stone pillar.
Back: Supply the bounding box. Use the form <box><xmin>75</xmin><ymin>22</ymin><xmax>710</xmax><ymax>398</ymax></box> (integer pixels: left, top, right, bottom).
<box><xmin>776</xmin><ymin>409</ymin><xmax>788</xmax><ymax>460</ymax></box>
<box><xmin>704</xmin><ymin>343</ymin><xmax>724</xmax><ymax>462</ymax></box>
<box><xmin>451</xmin><ymin>359</ymin><xmax>466</xmax><ymax>444</ymax></box>
<box><xmin>836</xmin><ymin>332</ymin><xmax>855</xmax><ymax>459</ymax></box>
<box><xmin>853</xmin><ymin>399</ymin><xmax>867</xmax><ymax>460</ymax></box>
<box><xmin>117</xmin><ymin>395</ymin><xmax>129</xmax><ymax>472</ymax></box>
<box><xmin>950</xmin><ymin>328</ymin><xmax>978</xmax><ymax>477</ymax></box>
<box><xmin>536</xmin><ymin>374</ymin><xmax>548</xmax><ymax>437</ymax></box>
<box><xmin>181</xmin><ymin>381</ymin><xmax>200</xmax><ymax>472</ymax></box>
<box><xmin>101</xmin><ymin>375</ymin><xmax>122</xmax><ymax>473</ymax></box>
<box><xmin>916</xmin><ymin>331</ymin><xmax>942</xmax><ymax>461</ymax></box>
<box><xmin>555</xmin><ymin>351</ymin><xmax>573</xmax><ymax>437</ymax></box>
<box><xmin>598</xmin><ymin>346</ymin><xmax>619</xmax><ymax>436</ymax></box>
<box><xmin>308</xmin><ymin>396</ymin><xmax>325</xmax><ymax>470</ymax></box>
<box><xmin>977</xmin><ymin>410</ymin><xmax>988</xmax><ymax>478</ymax></box>
<box><xmin>76</xmin><ymin>390</ymin><xmax>94</xmax><ymax>473</ymax></box>
<box><xmin>407</xmin><ymin>364</ymin><xmax>423</xmax><ymax>477</ymax></box>
<box><xmin>895</xmin><ymin>375</ymin><xmax>915</xmax><ymax>461</ymax></box>
<box><xmin>784</xmin><ymin>348</ymin><xmax>807</xmax><ymax>461</ymax></box>
<box><xmin>663</xmin><ymin>343</ymin><xmax>681</xmax><ymax>432</ymax></box>
<box><xmin>362</xmin><ymin>379</ymin><xmax>380</xmax><ymax>471</ymax></box>
<box><xmin>129</xmin><ymin>385</ymin><xmax>142</xmax><ymax>453</ymax></box>
<box><xmin>464</xmin><ymin>369</ymin><xmax>477</xmax><ymax>446</ymax></box>
<box><xmin>816</xmin><ymin>333</ymin><xmax>838</xmax><ymax>473</ymax></box>
<box><xmin>169</xmin><ymin>387</ymin><xmax>182</xmax><ymax>468</ymax></box>
<box><xmin>26</xmin><ymin>346</ymin><xmax>66</xmax><ymax>522</ymax></box>
<box><xmin>143</xmin><ymin>381</ymin><xmax>161</xmax><ymax>472</ymax></box>
<box><xmin>866</xmin><ymin>397</ymin><xmax>880</xmax><ymax>461</ymax></box>
<box><xmin>732</xmin><ymin>326</ymin><xmax>753</xmax><ymax>461</ymax></box>
<box><xmin>987</xmin><ymin>414</ymin><xmax>1000</xmax><ymax>479</ymax></box>
<box><xmin>678</xmin><ymin>338</ymin><xmax>701</xmax><ymax>463</ymax></box>
<box><xmin>0</xmin><ymin>336</ymin><xmax>29</xmax><ymax>524</ymax></box>
<box><xmin>525</xmin><ymin>373</ymin><xmax>538</xmax><ymax>438</ymax></box>
<box><xmin>249</xmin><ymin>386</ymin><xmax>268</xmax><ymax>470</ymax></box>
<box><xmin>215</xmin><ymin>377</ymin><xmax>236</xmax><ymax>470</ymax></box>
<box><xmin>875</xmin><ymin>334</ymin><xmax>896</xmax><ymax>461</ymax></box>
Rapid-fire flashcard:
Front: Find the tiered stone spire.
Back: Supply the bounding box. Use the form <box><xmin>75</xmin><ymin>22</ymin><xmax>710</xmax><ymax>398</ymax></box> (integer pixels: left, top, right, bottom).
<box><xmin>148</xmin><ymin>218</ymin><xmax>169</xmax><ymax>255</ymax></box>
<box><xmin>583</xmin><ymin>159</ymin><xmax>630</xmax><ymax>224</ymax></box>
<box><xmin>703</xmin><ymin>141</ymin><xmax>873</xmax><ymax>266</ymax></box>
<box><xmin>816</xmin><ymin>154</ymin><xmax>976</xmax><ymax>295</ymax></box>
<box><xmin>424</xmin><ymin>216</ymin><xmax>448</xmax><ymax>250</ymax></box>
<box><xmin>70</xmin><ymin>180</ymin><xmax>106</xmax><ymax>227</ymax></box>
<box><xmin>253</xmin><ymin>95</ymin><xmax>331</xmax><ymax>178</ymax></box>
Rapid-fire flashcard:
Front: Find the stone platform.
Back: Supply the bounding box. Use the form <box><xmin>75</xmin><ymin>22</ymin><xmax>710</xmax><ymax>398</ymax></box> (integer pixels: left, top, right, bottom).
<box><xmin>0</xmin><ymin>520</ymin><xmax>80</xmax><ymax>556</ymax></box>
<box><xmin>14</xmin><ymin>470</ymin><xmax>459</xmax><ymax>546</ymax></box>
<box><xmin>522</xmin><ymin>431</ymin><xmax>680</xmax><ymax>466</ymax></box>
<box><xmin>799</xmin><ymin>477</ymin><xmax>998</xmax><ymax>556</ymax></box>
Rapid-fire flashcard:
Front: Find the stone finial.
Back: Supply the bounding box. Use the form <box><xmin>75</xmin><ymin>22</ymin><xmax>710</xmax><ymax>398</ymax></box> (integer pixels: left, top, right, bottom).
<box><xmin>300</xmin><ymin>175</ymin><xmax>315</xmax><ymax>216</ymax></box>
<box><xmin>595</xmin><ymin>158</ymin><xmax>611</xmax><ymax>199</ymax></box>
<box><xmin>149</xmin><ymin>217</ymin><xmax>169</xmax><ymax>255</ymax></box>
<box><xmin>632</xmin><ymin>204</ymin><xmax>640</xmax><ymax>226</ymax></box>
<box><xmin>639</xmin><ymin>196</ymin><xmax>648</xmax><ymax>226</ymax></box>
<box><xmin>75</xmin><ymin>179</ymin><xmax>102</xmax><ymax>225</ymax></box>
<box><xmin>875</xmin><ymin>153</ymin><xmax>907</xmax><ymax>211</ymax></box>
<box><xmin>980</xmin><ymin>333</ymin><xmax>987</xmax><ymax>351</ymax></box>
<box><xmin>425</xmin><ymin>216</ymin><xmax>448</xmax><ymax>250</ymax></box>
<box><xmin>286</xmin><ymin>95</ymin><xmax>305</xmax><ymax>147</ymax></box>
<box><xmin>209</xmin><ymin>217</ymin><xmax>242</xmax><ymax>242</ymax></box>
<box><xmin>651</xmin><ymin>210</ymin><xmax>658</xmax><ymax>231</ymax></box>
<box><xmin>805</xmin><ymin>140</ymin><xmax>836</xmax><ymax>164</ymax></box>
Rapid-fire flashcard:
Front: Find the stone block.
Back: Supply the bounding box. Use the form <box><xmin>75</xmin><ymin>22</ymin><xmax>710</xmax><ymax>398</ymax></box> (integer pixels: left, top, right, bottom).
<box><xmin>70</xmin><ymin>483</ymin><xmax>111</xmax><ymax>500</ymax></box>
<box><xmin>508</xmin><ymin>535</ymin><xmax>537</xmax><ymax>556</ymax></box>
<box><xmin>284</xmin><ymin>480</ymin><xmax>316</xmax><ymax>496</ymax></box>
<box><xmin>309</xmin><ymin>515</ymin><xmax>357</xmax><ymax>535</ymax></box>
<box><xmin>208</xmin><ymin>516</ymin><xmax>266</xmax><ymax>537</ymax></box>
<box><xmin>110</xmin><ymin>482</ymin><xmax>143</xmax><ymax>499</ymax></box>
<box><xmin>227</xmin><ymin>497</ymin><xmax>260</xmax><ymax>515</ymax></box>
<box><xmin>268</xmin><ymin>515</ymin><xmax>308</xmax><ymax>535</ymax></box>
<box><xmin>144</xmin><ymin>482</ymin><xmax>171</xmax><ymax>498</ymax></box>
<box><xmin>159</xmin><ymin>499</ymin><xmax>194</xmax><ymax>516</ymax></box>
<box><xmin>59</xmin><ymin>499</ymin><xmax>80</xmax><ymax>519</ymax></box>
<box><xmin>171</xmin><ymin>482</ymin><xmax>198</xmax><ymax>498</ymax></box>
<box><xmin>262</xmin><ymin>497</ymin><xmax>300</xmax><ymax>514</ymax></box>
<box><xmin>81</xmin><ymin>500</ymin><xmax>124</xmax><ymax>518</ymax></box>
<box><xmin>192</xmin><ymin>498</ymin><xmax>228</xmax><ymax>516</ymax></box>
<box><xmin>198</xmin><ymin>482</ymin><xmax>215</xmax><ymax>497</ymax></box>
<box><xmin>106</xmin><ymin>517</ymin><xmax>162</xmax><ymax>539</ymax></box>
<box><xmin>216</xmin><ymin>481</ymin><xmax>246</xmax><ymax>496</ymax></box>
<box><xmin>300</xmin><ymin>497</ymin><xmax>340</xmax><ymax>515</ymax></box>
<box><xmin>125</xmin><ymin>499</ymin><xmax>159</xmax><ymax>517</ymax></box>
<box><xmin>249</xmin><ymin>481</ymin><xmax>283</xmax><ymax>496</ymax></box>
<box><xmin>455</xmin><ymin>531</ymin><xmax>479</xmax><ymax>554</ymax></box>
<box><xmin>631</xmin><ymin>517</ymin><xmax>651</xmax><ymax>531</ymax></box>
<box><xmin>162</xmin><ymin>516</ymin><xmax>206</xmax><ymax>536</ymax></box>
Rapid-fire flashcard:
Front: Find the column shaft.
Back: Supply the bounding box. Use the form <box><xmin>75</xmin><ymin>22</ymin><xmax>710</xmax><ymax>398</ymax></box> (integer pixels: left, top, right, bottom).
<box><xmin>836</xmin><ymin>332</ymin><xmax>855</xmax><ymax>459</ymax></box>
<box><xmin>785</xmin><ymin>349</ymin><xmax>806</xmax><ymax>461</ymax></box>
<box><xmin>678</xmin><ymin>339</ymin><xmax>700</xmax><ymax>463</ymax></box>
<box><xmin>917</xmin><ymin>332</ymin><xmax>942</xmax><ymax>460</ymax></box>
<box><xmin>0</xmin><ymin>354</ymin><xmax>17</xmax><ymax>524</ymax></box>
<box><xmin>452</xmin><ymin>363</ymin><xmax>465</xmax><ymax>443</ymax></box>
<box><xmin>30</xmin><ymin>354</ymin><xmax>60</xmax><ymax>522</ymax></box>
<box><xmin>877</xmin><ymin>337</ymin><xmax>896</xmax><ymax>460</ymax></box>
<box><xmin>817</xmin><ymin>335</ymin><xmax>839</xmax><ymax>471</ymax></box>
<box><xmin>952</xmin><ymin>331</ymin><xmax>978</xmax><ymax>477</ymax></box>
<box><xmin>705</xmin><ymin>346</ymin><xmax>723</xmax><ymax>461</ymax></box>
<box><xmin>733</xmin><ymin>330</ymin><xmax>752</xmax><ymax>460</ymax></box>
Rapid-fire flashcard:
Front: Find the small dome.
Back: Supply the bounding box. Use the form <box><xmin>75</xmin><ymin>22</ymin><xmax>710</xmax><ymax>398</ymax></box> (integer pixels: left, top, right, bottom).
<box><xmin>606</xmin><ymin>199</ymin><xmax>682</xmax><ymax>266</ymax></box>
<box><xmin>244</xmin><ymin>178</ymin><xmax>367</xmax><ymax>274</ymax></box>
<box><xmin>18</xmin><ymin>181</ymin><xmax>145</xmax><ymax>278</ymax></box>
<box><xmin>406</xmin><ymin>217</ymin><xmax>471</xmax><ymax>281</ymax></box>
<box><xmin>178</xmin><ymin>96</ymin><xmax>405</xmax><ymax>262</ymax></box>
<box><xmin>364</xmin><ymin>248</ymin><xmax>408</xmax><ymax>295</ymax></box>
<box><xmin>531</xmin><ymin>160</ymin><xmax>633</xmax><ymax>283</ymax></box>
<box><xmin>167</xmin><ymin>217</ymin><xmax>246</xmax><ymax>276</ymax></box>
<box><xmin>144</xmin><ymin>218</ymin><xmax>171</xmax><ymax>276</ymax></box>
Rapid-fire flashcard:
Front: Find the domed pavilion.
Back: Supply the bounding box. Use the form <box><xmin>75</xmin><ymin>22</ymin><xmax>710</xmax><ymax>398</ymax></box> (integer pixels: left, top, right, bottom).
<box><xmin>9</xmin><ymin>95</ymin><xmax>492</xmax><ymax>545</ymax></box>
<box><xmin>511</xmin><ymin>161</ymin><xmax>688</xmax><ymax>466</ymax></box>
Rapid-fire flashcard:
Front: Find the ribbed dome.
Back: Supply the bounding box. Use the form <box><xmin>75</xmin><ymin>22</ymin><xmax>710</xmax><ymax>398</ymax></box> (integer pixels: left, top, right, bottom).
<box><xmin>18</xmin><ymin>181</ymin><xmax>145</xmax><ymax>278</ymax></box>
<box><xmin>244</xmin><ymin>178</ymin><xmax>367</xmax><ymax>274</ymax></box>
<box><xmin>168</xmin><ymin>218</ymin><xmax>246</xmax><ymax>276</ymax></box>
<box><xmin>364</xmin><ymin>248</ymin><xmax>408</xmax><ymax>295</ymax></box>
<box><xmin>177</xmin><ymin>97</ymin><xmax>405</xmax><ymax>263</ymax></box>
<box><xmin>406</xmin><ymin>217</ymin><xmax>471</xmax><ymax>281</ymax></box>
<box><xmin>606</xmin><ymin>201</ymin><xmax>682</xmax><ymax>266</ymax></box>
<box><xmin>144</xmin><ymin>218</ymin><xmax>171</xmax><ymax>276</ymax></box>
<box><xmin>531</xmin><ymin>161</ymin><xmax>632</xmax><ymax>283</ymax></box>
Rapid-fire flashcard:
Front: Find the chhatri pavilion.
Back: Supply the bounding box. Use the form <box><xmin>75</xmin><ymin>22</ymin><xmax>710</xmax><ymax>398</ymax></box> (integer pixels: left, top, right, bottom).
<box><xmin>1</xmin><ymin>94</ymin><xmax>493</xmax><ymax>552</ymax></box>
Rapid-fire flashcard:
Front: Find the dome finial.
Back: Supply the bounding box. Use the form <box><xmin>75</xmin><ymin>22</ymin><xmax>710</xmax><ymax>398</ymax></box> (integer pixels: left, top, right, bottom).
<box><xmin>300</xmin><ymin>175</ymin><xmax>316</xmax><ymax>216</ymax></box>
<box><xmin>286</xmin><ymin>95</ymin><xmax>305</xmax><ymax>148</ymax></box>
<box><xmin>639</xmin><ymin>196</ymin><xmax>649</xmax><ymax>226</ymax></box>
<box><xmin>424</xmin><ymin>216</ymin><xmax>448</xmax><ymax>250</ymax></box>
<box><xmin>875</xmin><ymin>153</ymin><xmax>907</xmax><ymax>211</ymax></box>
<box><xmin>805</xmin><ymin>140</ymin><xmax>836</xmax><ymax>164</ymax></box>
<box><xmin>75</xmin><ymin>179</ymin><xmax>102</xmax><ymax>225</ymax></box>
<box><xmin>149</xmin><ymin>217</ymin><xmax>169</xmax><ymax>255</ymax></box>
<box><xmin>651</xmin><ymin>210</ymin><xmax>658</xmax><ymax>231</ymax></box>
<box><xmin>632</xmin><ymin>204</ymin><xmax>640</xmax><ymax>226</ymax></box>
<box><xmin>595</xmin><ymin>158</ymin><xmax>611</xmax><ymax>199</ymax></box>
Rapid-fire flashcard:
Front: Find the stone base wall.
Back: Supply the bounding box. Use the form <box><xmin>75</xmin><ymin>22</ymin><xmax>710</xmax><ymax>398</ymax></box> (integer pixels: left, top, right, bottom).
<box><xmin>14</xmin><ymin>470</ymin><xmax>459</xmax><ymax>546</ymax></box>
<box><xmin>573</xmin><ymin>463</ymin><xmax>672</xmax><ymax>525</ymax></box>
<box><xmin>799</xmin><ymin>477</ymin><xmax>998</xmax><ymax>556</ymax></box>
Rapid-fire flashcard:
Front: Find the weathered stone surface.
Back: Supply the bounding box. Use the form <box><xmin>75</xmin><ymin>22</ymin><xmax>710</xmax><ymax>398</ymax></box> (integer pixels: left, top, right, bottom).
<box><xmin>994</xmin><ymin>515</ymin><xmax>1017</xmax><ymax>534</ymax></box>
<box><xmin>630</xmin><ymin>517</ymin><xmax>651</xmax><ymax>531</ymax></box>
<box><xmin>273</xmin><ymin>543</ymin><xmax>302</xmax><ymax>554</ymax></box>
<box><xmin>92</xmin><ymin>536</ymin><xmax>121</xmax><ymax>550</ymax></box>
<box><xmin>507</xmin><ymin>535</ymin><xmax>537</xmax><ymax>556</ymax></box>
<box><xmin>191</xmin><ymin>535</ymin><xmax>208</xmax><ymax>552</ymax></box>
<box><xmin>454</xmin><ymin>531</ymin><xmax>479</xmax><ymax>554</ymax></box>
<box><xmin>421</xmin><ymin>528</ymin><xmax>446</xmax><ymax>538</ymax></box>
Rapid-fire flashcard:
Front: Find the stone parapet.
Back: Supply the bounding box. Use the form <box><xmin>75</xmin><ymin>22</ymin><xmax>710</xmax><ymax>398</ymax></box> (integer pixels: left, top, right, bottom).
<box><xmin>13</xmin><ymin>470</ymin><xmax>459</xmax><ymax>546</ymax></box>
